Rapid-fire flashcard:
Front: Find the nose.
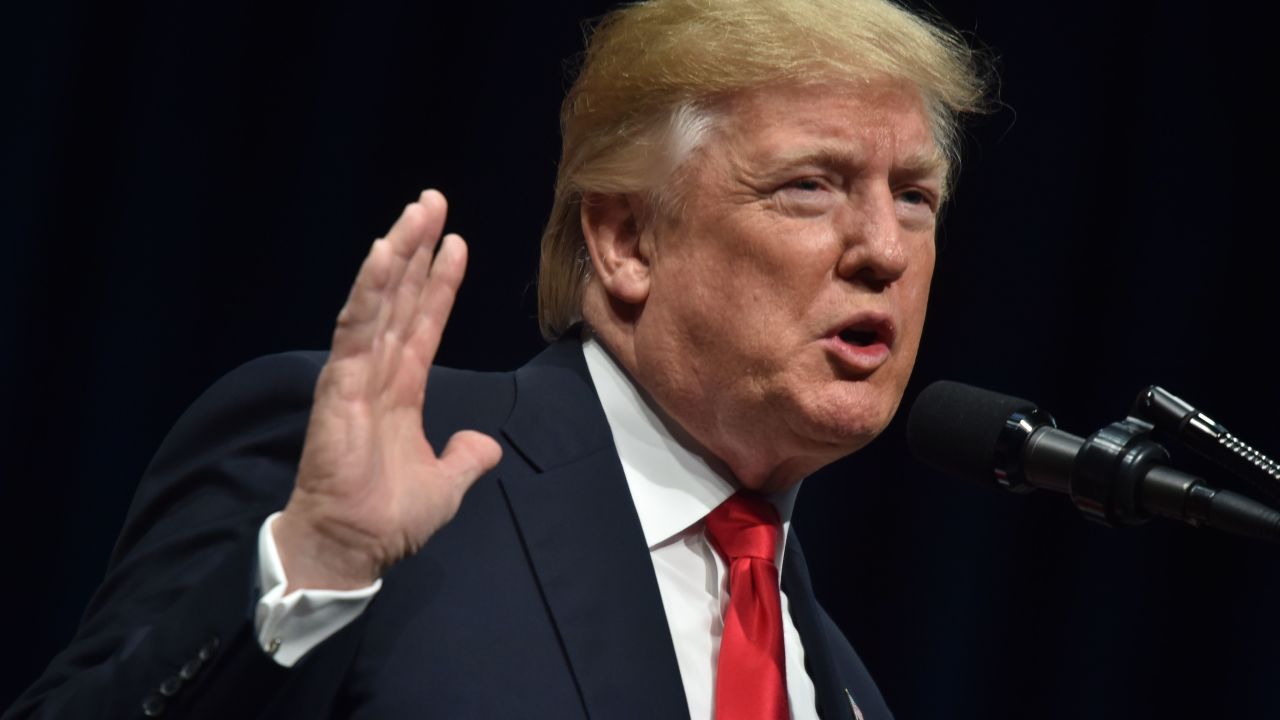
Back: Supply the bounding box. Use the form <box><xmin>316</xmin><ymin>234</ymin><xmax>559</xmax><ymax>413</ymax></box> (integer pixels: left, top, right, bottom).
<box><xmin>834</xmin><ymin>186</ymin><xmax>910</xmax><ymax>290</ymax></box>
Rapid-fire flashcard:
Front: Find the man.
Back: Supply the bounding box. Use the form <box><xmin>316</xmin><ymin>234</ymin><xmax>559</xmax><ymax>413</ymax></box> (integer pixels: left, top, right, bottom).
<box><xmin>7</xmin><ymin>0</ymin><xmax>985</xmax><ymax>718</ymax></box>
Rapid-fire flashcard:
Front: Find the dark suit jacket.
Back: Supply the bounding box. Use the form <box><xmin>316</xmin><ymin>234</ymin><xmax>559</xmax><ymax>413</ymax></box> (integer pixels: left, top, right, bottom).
<box><xmin>7</xmin><ymin>339</ymin><xmax>892</xmax><ymax>719</ymax></box>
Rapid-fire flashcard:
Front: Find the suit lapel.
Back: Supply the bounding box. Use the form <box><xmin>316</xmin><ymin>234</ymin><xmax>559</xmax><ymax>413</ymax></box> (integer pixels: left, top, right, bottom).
<box><xmin>783</xmin><ymin>532</ymin><xmax>855</xmax><ymax>720</ymax></box>
<box><xmin>498</xmin><ymin>340</ymin><xmax>690</xmax><ymax>720</ymax></box>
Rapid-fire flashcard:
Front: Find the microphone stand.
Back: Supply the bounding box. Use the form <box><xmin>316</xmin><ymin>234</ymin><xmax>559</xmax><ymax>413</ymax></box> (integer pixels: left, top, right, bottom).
<box><xmin>1131</xmin><ymin>386</ymin><xmax>1280</xmax><ymax>508</ymax></box>
<box><xmin>1033</xmin><ymin>415</ymin><xmax>1280</xmax><ymax>542</ymax></box>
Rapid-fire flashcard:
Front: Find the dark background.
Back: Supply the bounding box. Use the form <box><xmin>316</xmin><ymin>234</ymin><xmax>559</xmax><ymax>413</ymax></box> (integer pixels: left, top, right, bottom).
<box><xmin>3</xmin><ymin>1</ymin><xmax>1276</xmax><ymax>718</ymax></box>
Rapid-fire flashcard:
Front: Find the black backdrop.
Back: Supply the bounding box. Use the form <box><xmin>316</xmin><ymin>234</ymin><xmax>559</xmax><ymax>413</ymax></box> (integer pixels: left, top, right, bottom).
<box><xmin>4</xmin><ymin>1</ymin><xmax>1277</xmax><ymax>718</ymax></box>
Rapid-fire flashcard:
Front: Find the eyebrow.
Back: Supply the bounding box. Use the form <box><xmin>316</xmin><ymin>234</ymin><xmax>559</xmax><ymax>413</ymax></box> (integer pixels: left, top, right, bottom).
<box><xmin>767</xmin><ymin>144</ymin><xmax>947</xmax><ymax>181</ymax></box>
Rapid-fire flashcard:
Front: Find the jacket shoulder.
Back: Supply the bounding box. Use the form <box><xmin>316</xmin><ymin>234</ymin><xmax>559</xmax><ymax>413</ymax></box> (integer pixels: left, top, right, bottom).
<box><xmin>421</xmin><ymin>363</ymin><xmax>518</xmax><ymax>437</ymax></box>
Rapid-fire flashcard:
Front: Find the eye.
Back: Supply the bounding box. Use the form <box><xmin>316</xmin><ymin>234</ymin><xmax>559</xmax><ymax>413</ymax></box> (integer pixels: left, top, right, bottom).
<box><xmin>775</xmin><ymin>175</ymin><xmax>840</xmax><ymax>199</ymax></box>
<box><xmin>894</xmin><ymin>187</ymin><xmax>940</xmax><ymax>221</ymax></box>
<box><xmin>897</xmin><ymin>189</ymin><xmax>932</xmax><ymax>207</ymax></box>
<box><xmin>773</xmin><ymin>176</ymin><xmax>840</xmax><ymax>215</ymax></box>
<box><xmin>768</xmin><ymin>173</ymin><xmax>845</xmax><ymax>215</ymax></box>
<box><xmin>785</xmin><ymin>178</ymin><xmax>826</xmax><ymax>192</ymax></box>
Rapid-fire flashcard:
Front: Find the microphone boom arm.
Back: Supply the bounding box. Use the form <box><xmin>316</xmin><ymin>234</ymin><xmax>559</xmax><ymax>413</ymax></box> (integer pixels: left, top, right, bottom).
<box><xmin>1131</xmin><ymin>386</ymin><xmax>1280</xmax><ymax>507</ymax></box>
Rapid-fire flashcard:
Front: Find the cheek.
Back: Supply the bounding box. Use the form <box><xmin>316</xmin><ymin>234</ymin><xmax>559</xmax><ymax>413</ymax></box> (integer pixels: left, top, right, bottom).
<box><xmin>900</xmin><ymin>246</ymin><xmax>937</xmax><ymax>336</ymax></box>
<box><xmin>651</xmin><ymin>210</ymin><xmax>850</xmax><ymax>382</ymax></box>
<box><xmin>876</xmin><ymin>270</ymin><xmax>934</xmax><ymax>410</ymax></box>
<box><xmin>660</xmin><ymin>234</ymin><xmax>808</xmax><ymax>334</ymax></box>
<box><xmin>904</xmin><ymin>277</ymin><xmax>933</xmax><ymax>338</ymax></box>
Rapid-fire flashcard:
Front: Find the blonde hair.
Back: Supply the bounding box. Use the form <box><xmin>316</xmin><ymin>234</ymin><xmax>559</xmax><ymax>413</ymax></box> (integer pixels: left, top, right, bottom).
<box><xmin>537</xmin><ymin>0</ymin><xmax>989</xmax><ymax>340</ymax></box>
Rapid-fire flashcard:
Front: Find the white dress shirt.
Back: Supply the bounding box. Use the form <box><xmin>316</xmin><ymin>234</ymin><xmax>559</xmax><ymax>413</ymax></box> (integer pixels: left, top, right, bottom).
<box><xmin>582</xmin><ymin>336</ymin><xmax>819</xmax><ymax>720</ymax></box>
<box><xmin>254</xmin><ymin>336</ymin><xmax>819</xmax><ymax>719</ymax></box>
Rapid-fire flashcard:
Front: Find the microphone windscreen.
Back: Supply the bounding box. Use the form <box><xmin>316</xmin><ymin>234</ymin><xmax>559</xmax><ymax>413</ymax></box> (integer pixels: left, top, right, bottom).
<box><xmin>906</xmin><ymin>380</ymin><xmax>1039</xmax><ymax>484</ymax></box>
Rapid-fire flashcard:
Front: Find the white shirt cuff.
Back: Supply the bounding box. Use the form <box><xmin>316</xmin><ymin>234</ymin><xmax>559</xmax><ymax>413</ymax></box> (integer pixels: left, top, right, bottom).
<box><xmin>254</xmin><ymin>512</ymin><xmax>381</xmax><ymax>667</ymax></box>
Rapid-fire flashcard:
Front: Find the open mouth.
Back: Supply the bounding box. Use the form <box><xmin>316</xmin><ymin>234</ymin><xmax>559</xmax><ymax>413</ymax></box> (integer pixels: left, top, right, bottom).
<box><xmin>824</xmin><ymin>313</ymin><xmax>896</xmax><ymax>368</ymax></box>
<box><xmin>835</xmin><ymin>317</ymin><xmax>893</xmax><ymax>349</ymax></box>
<box><xmin>827</xmin><ymin>317</ymin><xmax>894</xmax><ymax>372</ymax></box>
<box><xmin>838</xmin><ymin>326</ymin><xmax>881</xmax><ymax>347</ymax></box>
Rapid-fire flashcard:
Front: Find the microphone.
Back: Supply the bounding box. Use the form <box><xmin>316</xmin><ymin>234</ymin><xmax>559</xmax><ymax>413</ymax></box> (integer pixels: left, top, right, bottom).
<box><xmin>905</xmin><ymin>380</ymin><xmax>1280</xmax><ymax>542</ymax></box>
<box><xmin>1130</xmin><ymin>385</ymin><xmax>1280</xmax><ymax>507</ymax></box>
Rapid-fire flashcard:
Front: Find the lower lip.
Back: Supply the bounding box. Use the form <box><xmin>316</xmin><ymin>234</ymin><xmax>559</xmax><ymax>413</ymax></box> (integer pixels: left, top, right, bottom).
<box><xmin>822</xmin><ymin>336</ymin><xmax>891</xmax><ymax>373</ymax></box>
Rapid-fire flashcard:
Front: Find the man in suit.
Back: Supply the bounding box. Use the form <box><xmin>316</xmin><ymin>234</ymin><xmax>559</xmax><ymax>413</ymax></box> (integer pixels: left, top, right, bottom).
<box><xmin>7</xmin><ymin>1</ymin><xmax>986</xmax><ymax>718</ymax></box>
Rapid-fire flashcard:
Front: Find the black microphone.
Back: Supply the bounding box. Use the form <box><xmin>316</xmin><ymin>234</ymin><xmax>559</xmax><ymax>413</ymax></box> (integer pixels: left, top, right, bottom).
<box><xmin>905</xmin><ymin>380</ymin><xmax>1280</xmax><ymax>542</ymax></box>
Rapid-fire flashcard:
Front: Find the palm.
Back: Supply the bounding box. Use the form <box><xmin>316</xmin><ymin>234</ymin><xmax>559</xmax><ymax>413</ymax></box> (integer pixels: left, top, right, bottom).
<box><xmin>278</xmin><ymin>190</ymin><xmax>502</xmax><ymax>590</ymax></box>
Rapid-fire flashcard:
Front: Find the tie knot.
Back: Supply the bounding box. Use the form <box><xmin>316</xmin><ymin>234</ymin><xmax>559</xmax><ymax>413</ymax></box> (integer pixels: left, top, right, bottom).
<box><xmin>704</xmin><ymin>492</ymin><xmax>781</xmax><ymax>563</ymax></box>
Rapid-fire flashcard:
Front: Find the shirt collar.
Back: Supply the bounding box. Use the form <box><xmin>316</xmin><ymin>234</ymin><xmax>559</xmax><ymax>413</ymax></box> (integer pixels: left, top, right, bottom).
<box><xmin>582</xmin><ymin>336</ymin><xmax>798</xmax><ymax>565</ymax></box>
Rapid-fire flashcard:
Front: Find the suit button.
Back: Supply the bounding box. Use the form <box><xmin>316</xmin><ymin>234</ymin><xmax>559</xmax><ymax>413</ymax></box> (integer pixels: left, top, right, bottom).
<box><xmin>158</xmin><ymin>675</ymin><xmax>182</xmax><ymax>697</ymax></box>
<box><xmin>142</xmin><ymin>693</ymin><xmax>165</xmax><ymax>717</ymax></box>
<box><xmin>198</xmin><ymin>637</ymin><xmax>220</xmax><ymax>662</ymax></box>
<box><xmin>179</xmin><ymin>658</ymin><xmax>203</xmax><ymax>680</ymax></box>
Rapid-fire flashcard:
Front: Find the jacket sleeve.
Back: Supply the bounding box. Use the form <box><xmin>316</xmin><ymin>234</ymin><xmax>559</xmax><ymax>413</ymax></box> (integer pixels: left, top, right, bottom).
<box><xmin>4</xmin><ymin>351</ymin><xmax>350</xmax><ymax>720</ymax></box>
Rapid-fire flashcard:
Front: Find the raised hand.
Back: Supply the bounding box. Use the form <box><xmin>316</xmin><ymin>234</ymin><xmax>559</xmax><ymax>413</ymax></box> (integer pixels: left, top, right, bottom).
<box><xmin>273</xmin><ymin>190</ymin><xmax>503</xmax><ymax>592</ymax></box>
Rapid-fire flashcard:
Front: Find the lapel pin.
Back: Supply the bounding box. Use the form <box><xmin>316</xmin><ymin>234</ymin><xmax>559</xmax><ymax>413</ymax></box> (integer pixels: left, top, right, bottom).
<box><xmin>845</xmin><ymin>688</ymin><xmax>865</xmax><ymax>720</ymax></box>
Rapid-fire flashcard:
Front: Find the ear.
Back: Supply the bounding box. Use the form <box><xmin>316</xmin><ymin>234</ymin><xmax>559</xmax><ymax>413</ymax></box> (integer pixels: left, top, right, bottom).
<box><xmin>580</xmin><ymin>192</ymin><xmax>652</xmax><ymax>305</ymax></box>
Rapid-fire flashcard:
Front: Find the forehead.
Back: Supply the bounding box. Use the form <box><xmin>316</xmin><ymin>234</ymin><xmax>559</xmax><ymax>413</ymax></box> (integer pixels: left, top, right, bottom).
<box><xmin>709</xmin><ymin>79</ymin><xmax>942</xmax><ymax>172</ymax></box>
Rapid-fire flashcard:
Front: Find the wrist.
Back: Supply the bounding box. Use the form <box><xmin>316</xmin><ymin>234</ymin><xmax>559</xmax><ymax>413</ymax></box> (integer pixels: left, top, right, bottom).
<box><xmin>272</xmin><ymin>508</ymin><xmax>383</xmax><ymax>593</ymax></box>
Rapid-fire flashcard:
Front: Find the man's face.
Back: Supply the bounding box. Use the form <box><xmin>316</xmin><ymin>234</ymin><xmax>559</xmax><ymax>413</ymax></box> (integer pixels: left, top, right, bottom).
<box><xmin>630</xmin><ymin>79</ymin><xmax>942</xmax><ymax>490</ymax></box>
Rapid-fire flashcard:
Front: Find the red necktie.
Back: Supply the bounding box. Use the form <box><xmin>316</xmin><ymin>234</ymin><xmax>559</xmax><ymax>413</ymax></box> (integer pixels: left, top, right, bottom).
<box><xmin>704</xmin><ymin>492</ymin><xmax>789</xmax><ymax>720</ymax></box>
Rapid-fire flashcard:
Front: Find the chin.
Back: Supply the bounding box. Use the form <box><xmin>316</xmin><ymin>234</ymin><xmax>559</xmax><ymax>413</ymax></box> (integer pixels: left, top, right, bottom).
<box><xmin>785</xmin><ymin>386</ymin><xmax>900</xmax><ymax>458</ymax></box>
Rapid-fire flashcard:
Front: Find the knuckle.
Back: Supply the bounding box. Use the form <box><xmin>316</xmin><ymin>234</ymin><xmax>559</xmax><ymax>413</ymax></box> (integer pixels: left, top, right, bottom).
<box><xmin>335</xmin><ymin>306</ymin><xmax>355</xmax><ymax>327</ymax></box>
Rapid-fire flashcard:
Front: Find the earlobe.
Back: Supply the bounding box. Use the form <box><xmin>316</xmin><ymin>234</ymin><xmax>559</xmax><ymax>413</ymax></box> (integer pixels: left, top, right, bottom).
<box><xmin>580</xmin><ymin>192</ymin><xmax>651</xmax><ymax>305</ymax></box>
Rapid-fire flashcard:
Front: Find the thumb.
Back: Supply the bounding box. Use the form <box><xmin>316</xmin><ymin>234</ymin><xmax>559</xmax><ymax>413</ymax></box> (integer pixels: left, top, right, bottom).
<box><xmin>438</xmin><ymin>430</ymin><xmax>503</xmax><ymax>491</ymax></box>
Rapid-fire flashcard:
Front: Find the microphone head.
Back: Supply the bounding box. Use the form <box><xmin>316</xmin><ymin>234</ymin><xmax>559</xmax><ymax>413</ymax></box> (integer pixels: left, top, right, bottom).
<box><xmin>907</xmin><ymin>380</ymin><xmax>1044</xmax><ymax>487</ymax></box>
